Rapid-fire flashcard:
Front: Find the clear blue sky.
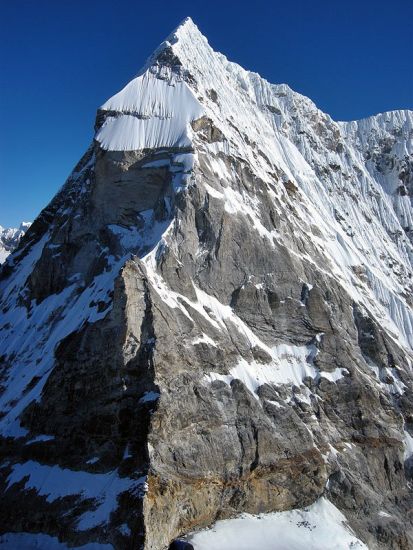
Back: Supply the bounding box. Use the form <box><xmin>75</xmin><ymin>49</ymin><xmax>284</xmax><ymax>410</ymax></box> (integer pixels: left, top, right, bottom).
<box><xmin>1</xmin><ymin>0</ymin><xmax>412</xmax><ymax>227</ymax></box>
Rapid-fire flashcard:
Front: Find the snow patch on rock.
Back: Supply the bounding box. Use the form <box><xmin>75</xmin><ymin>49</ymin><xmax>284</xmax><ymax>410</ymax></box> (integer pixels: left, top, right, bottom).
<box><xmin>5</xmin><ymin>460</ymin><xmax>144</xmax><ymax>531</ymax></box>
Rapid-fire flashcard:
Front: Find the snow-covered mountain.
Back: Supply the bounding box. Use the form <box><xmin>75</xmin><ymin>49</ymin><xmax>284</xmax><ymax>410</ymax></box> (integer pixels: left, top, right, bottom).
<box><xmin>0</xmin><ymin>17</ymin><xmax>412</xmax><ymax>550</ymax></box>
<box><xmin>0</xmin><ymin>222</ymin><xmax>31</xmax><ymax>263</ymax></box>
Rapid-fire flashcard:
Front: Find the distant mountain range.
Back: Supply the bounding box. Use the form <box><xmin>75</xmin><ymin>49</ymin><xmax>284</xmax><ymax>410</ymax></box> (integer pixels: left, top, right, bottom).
<box><xmin>0</xmin><ymin>222</ymin><xmax>31</xmax><ymax>263</ymax></box>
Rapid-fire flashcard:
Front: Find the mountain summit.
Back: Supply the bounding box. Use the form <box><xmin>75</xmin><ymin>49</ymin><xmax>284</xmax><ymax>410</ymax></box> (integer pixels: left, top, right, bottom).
<box><xmin>0</xmin><ymin>18</ymin><xmax>412</xmax><ymax>550</ymax></box>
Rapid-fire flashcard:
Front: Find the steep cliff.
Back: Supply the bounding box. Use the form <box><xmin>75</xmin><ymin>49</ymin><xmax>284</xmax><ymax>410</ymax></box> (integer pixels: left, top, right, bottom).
<box><xmin>0</xmin><ymin>18</ymin><xmax>412</xmax><ymax>550</ymax></box>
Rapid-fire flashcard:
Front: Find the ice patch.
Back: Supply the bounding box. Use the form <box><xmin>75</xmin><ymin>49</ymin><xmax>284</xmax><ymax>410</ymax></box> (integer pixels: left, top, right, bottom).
<box><xmin>138</xmin><ymin>391</ymin><xmax>160</xmax><ymax>403</ymax></box>
<box><xmin>25</xmin><ymin>434</ymin><xmax>55</xmax><ymax>445</ymax></box>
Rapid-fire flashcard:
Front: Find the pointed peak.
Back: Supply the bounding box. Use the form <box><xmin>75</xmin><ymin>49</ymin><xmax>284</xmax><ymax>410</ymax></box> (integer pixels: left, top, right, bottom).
<box><xmin>174</xmin><ymin>16</ymin><xmax>196</xmax><ymax>31</ymax></box>
<box><xmin>166</xmin><ymin>17</ymin><xmax>204</xmax><ymax>44</ymax></box>
<box><xmin>138</xmin><ymin>17</ymin><xmax>208</xmax><ymax>77</ymax></box>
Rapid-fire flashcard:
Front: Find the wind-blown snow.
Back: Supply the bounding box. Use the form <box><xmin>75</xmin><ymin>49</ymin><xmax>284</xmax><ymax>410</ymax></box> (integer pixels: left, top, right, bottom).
<box><xmin>185</xmin><ymin>496</ymin><xmax>367</xmax><ymax>549</ymax></box>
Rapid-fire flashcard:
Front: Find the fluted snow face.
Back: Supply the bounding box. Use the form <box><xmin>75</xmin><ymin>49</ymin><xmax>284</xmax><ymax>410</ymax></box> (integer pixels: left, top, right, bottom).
<box><xmin>96</xmin><ymin>71</ymin><xmax>204</xmax><ymax>150</ymax></box>
<box><xmin>341</xmin><ymin>110</ymin><xmax>413</xmax><ymax>236</ymax></box>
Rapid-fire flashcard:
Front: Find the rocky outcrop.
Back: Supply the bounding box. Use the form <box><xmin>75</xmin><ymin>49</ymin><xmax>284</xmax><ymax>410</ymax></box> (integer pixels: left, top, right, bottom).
<box><xmin>0</xmin><ymin>17</ymin><xmax>412</xmax><ymax>550</ymax></box>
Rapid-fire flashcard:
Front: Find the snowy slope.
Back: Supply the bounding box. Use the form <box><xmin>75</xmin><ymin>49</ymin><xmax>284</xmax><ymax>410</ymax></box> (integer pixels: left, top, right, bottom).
<box><xmin>185</xmin><ymin>497</ymin><xmax>367</xmax><ymax>550</ymax></box>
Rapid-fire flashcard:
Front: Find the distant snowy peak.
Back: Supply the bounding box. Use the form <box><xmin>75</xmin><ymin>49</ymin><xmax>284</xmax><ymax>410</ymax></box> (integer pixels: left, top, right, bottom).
<box><xmin>0</xmin><ymin>222</ymin><xmax>31</xmax><ymax>264</ymax></box>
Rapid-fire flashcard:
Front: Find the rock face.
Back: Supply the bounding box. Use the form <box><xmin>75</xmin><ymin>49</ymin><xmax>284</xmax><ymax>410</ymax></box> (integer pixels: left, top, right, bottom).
<box><xmin>1</xmin><ymin>17</ymin><xmax>413</xmax><ymax>550</ymax></box>
<box><xmin>0</xmin><ymin>222</ymin><xmax>31</xmax><ymax>263</ymax></box>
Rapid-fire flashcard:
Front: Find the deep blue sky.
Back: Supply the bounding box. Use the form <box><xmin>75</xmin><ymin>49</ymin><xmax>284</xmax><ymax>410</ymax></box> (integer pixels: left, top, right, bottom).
<box><xmin>1</xmin><ymin>0</ymin><xmax>412</xmax><ymax>227</ymax></box>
